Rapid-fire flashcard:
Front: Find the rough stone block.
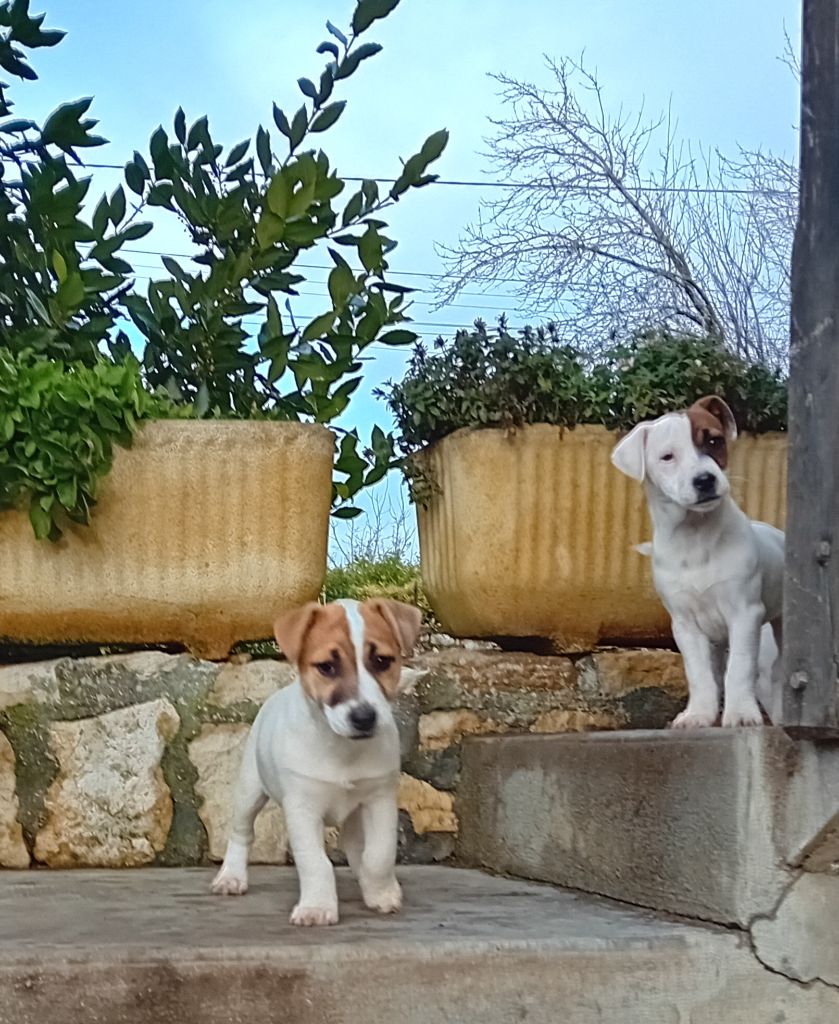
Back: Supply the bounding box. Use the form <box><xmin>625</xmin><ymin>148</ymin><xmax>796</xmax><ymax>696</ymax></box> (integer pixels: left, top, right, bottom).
<box><xmin>398</xmin><ymin>774</ymin><xmax>457</xmax><ymax>834</ymax></box>
<box><xmin>188</xmin><ymin>723</ymin><xmax>287</xmax><ymax>863</ymax></box>
<box><xmin>208</xmin><ymin>659</ymin><xmax>296</xmax><ymax>707</ymax></box>
<box><xmin>34</xmin><ymin>699</ymin><xmax>180</xmax><ymax>867</ymax></box>
<box><xmin>0</xmin><ymin>732</ymin><xmax>28</xmax><ymax>868</ymax></box>
<box><xmin>529</xmin><ymin>708</ymin><xmax>624</xmax><ymax>732</ymax></box>
<box><xmin>0</xmin><ymin>659</ymin><xmax>60</xmax><ymax>711</ymax></box>
<box><xmin>593</xmin><ymin>649</ymin><xmax>687</xmax><ymax>698</ymax></box>
<box><xmin>418</xmin><ymin>710</ymin><xmax>505</xmax><ymax>750</ymax></box>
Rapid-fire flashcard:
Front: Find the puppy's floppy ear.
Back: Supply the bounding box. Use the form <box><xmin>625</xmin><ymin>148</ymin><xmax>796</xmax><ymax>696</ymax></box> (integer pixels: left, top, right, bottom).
<box><xmin>611</xmin><ymin>422</ymin><xmax>650</xmax><ymax>482</ymax></box>
<box><xmin>365</xmin><ymin>599</ymin><xmax>422</xmax><ymax>657</ymax></box>
<box><xmin>273</xmin><ymin>602</ymin><xmax>320</xmax><ymax>664</ymax></box>
<box><xmin>693</xmin><ymin>395</ymin><xmax>738</xmax><ymax>442</ymax></box>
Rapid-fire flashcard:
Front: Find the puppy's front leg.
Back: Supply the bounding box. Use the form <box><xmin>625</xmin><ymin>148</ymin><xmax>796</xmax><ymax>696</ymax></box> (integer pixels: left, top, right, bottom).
<box><xmin>211</xmin><ymin>732</ymin><xmax>267</xmax><ymax>896</ymax></box>
<box><xmin>722</xmin><ymin>607</ymin><xmax>764</xmax><ymax>727</ymax></box>
<box><xmin>670</xmin><ymin>621</ymin><xmax>719</xmax><ymax>728</ymax></box>
<box><xmin>285</xmin><ymin>799</ymin><xmax>338</xmax><ymax>926</ymax></box>
<box><xmin>358</xmin><ymin>791</ymin><xmax>402</xmax><ymax>915</ymax></box>
<box><xmin>340</xmin><ymin>806</ymin><xmax>364</xmax><ymax>880</ymax></box>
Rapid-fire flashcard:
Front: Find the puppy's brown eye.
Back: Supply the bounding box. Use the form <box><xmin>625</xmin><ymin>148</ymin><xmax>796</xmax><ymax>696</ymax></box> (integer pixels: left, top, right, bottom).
<box><xmin>370</xmin><ymin>654</ymin><xmax>394</xmax><ymax>673</ymax></box>
<box><xmin>661</xmin><ymin>452</ymin><xmax>674</xmax><ymax>462</ymax></box>
<box><xmin>315</xmin><ymin>660</ymin><xmax>337</xmax><ymax>678</ymax></box>
<box><xmin>708</xmin><ymin>437</ymin><xmax>721</xmax><ymax>448</ymax></box>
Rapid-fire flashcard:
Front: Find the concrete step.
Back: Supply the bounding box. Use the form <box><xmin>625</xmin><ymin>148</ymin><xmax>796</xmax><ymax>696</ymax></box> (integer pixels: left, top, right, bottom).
<box><xmin>457</xmin><ymin>728</ymin><xmax>839</xmax><ymax>925</ymax></box>
<box><xmin>0</xmin><ymin>866</ymin><xmax>834</xmax><ymax>1023</ymax></box>
<box><xmin>457</xmin><ymin>728</ymin><xmax>839</xmax><ymax>989</ymax></box>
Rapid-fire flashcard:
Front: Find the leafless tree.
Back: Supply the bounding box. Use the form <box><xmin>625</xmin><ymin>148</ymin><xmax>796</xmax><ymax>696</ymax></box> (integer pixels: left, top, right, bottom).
<box><xmin>438</xmin><ymin>55</ymin><xmax>797</xmax><ymax>367</ymax></box>
<box><xmin>329</xmin><ymin>486</ymin><xmax>417</xmax><ymax>567</ymax></box>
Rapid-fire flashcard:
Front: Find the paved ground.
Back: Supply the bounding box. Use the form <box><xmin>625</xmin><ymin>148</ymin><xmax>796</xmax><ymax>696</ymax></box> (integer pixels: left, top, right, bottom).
<box><xmin>0</xmin><ymin>867</ymin><xmax>834</xmax><ymax>1023</ymax></box>
<box><xmin>0</xmin><ymin>865</ymin><xmax>700</xmax><ymax>952</ymax></box>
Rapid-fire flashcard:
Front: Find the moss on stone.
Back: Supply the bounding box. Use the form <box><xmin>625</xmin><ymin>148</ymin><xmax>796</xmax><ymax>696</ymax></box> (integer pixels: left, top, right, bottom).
<box><xmin>619</xmin><ymin>687</ymin><xmax>685</xmax><ymax>729</ymax></box>
<box><xmin>0</xmin><ymin>704</ymin><xmax>57</xmax><ymax>848</ymax></box>
<box><xmin>403</xmin><ymin>746</ymin><xmax>462</xmax><ymax>792</ymax></box>
<box><xmin>52</xmin><ymin>654</ymin><xmax>219</xmax><ymax>720</ymax></box>
<box><xmin>397</xmin><ymin>810</ymin><xmax>454</xmax><ymax>864</ymax></box>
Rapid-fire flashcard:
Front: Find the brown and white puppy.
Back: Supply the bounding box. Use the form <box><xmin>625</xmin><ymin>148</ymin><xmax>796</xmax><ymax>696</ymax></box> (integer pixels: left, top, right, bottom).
<box><xmin>612</xmin><ymin>396</ymin><xmax>784</xmax><ymax>728</ymax></box>
<box><xmin>211</xmin><ymin>598</ymin><xmax>422</xmax><ymax>926</ymax></box>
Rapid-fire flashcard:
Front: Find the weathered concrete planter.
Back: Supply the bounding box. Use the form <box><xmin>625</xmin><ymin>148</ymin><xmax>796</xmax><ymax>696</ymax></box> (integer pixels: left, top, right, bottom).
<box><xmin>416</xmin><ymin>424</ymin><xmax>788</xmax><ymax>650</ymax></box>
<box><xmin>0</xmin><ymin>421</ymin><xmax>333</xmax><ymax>659</ymax></box>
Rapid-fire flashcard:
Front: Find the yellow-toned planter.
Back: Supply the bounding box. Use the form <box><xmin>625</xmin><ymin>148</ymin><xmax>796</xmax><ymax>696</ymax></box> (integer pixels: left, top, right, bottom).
<box><xmin>0</xmin><ymin>421</ymin><xmax>334</xmax><ymax>659</ymax></box>
<box><xmin>417</xmin><ymin>424</ymin><xmax>788</xmax><ymax>651</ymax></box>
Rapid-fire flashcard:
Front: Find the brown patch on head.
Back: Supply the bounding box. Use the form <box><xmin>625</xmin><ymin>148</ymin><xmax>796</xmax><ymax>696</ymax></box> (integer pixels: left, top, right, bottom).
<box><xmin>359</xmin><ymin>599</ymin><xmax>422</xmax><ymax>700</ymax></box>
<box><xmin>274</xmin><ymin>603</ymin><xmax>358</xmax><ymax>706</ymax></box>
<box><xmin>686</xmin><ymin>395</ymin><xmax>737</xmax><ymax>469</ymax></box>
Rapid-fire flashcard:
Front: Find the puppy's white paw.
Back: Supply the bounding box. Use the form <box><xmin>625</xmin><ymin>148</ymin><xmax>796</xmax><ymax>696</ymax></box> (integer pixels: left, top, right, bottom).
<box><xmin>722</xmin><ymin>701</ymin><xmax>764</xmax><ymax>728</ymax></box>
<box><xmin>211</xmin><ymin>869</ymin><xmax>248</xmax><ymax>896</ymax></box>
<box><xmin>362</xmin><ymin>878</ymin><xmax>402</xmax><ymax>915</ymax></box>
<box><xmin>670</xmin><ymin>708</ymin><xmax>718</xmax><ymax>729</ymax></box>
<box><xmin>290</xmin><ymin>903</ymin><xmax>339</xmax><ymax>927</ymax></box>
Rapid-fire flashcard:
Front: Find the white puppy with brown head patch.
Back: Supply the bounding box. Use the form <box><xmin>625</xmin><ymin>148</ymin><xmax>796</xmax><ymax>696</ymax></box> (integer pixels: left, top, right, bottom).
<box><xmin>211</xmin><ymin>598</ymin><xmax>422</xmax><ymax>926</ymax></box>
<box><xmin>612</xmin><ymin>395</ymin><xmax>784</xmax><ymax>729</ymax></box>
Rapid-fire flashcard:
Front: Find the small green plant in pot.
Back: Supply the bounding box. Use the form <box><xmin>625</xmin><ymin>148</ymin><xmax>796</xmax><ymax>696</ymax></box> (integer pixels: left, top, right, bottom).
<box><xmin>379</xmin><ymin>323</ymin><xmax>788</xmax><ymax>651</ymax></box>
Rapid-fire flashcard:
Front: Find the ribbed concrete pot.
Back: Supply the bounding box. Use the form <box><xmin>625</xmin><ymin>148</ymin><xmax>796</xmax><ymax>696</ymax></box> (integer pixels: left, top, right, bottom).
<box><xmin>0</xmin><ymin>421</ymin><xmax>334</xmax><ymax>659</ymax></box>
<box><xmin>416</xmin><ymin>424</ymin><xmax>787</xmax><ymax>650</ymax></box>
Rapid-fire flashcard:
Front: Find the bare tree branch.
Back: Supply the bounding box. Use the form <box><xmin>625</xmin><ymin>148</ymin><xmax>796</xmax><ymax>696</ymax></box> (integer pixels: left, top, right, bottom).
<box><xmin>329</xmin><ymin>486</ymin><xmax>417</xmax><ymax>567</ymax></box>
<box><xmin>438</xmin><ymin>54</ymin><xmax>796</xmax><ymax>366</ymax></box>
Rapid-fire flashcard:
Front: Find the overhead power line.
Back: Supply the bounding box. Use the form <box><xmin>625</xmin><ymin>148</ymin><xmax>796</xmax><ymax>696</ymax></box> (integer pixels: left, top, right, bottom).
<box><xmin>122</xmin><ymin>246</ymin><xmax>540</xmax><ymax>288</ymax></box>
<box><xmin>78</xmin><ymin>161</ymin><xmax>796</xmax><ymax>197</ymax></box>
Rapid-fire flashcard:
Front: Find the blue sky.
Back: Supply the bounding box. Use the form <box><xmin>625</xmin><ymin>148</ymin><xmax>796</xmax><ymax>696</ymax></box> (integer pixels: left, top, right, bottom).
<box><xmin>19</xmin><ymin>0</ymin><xmax>800</xmax><ymax>553</ymax></box>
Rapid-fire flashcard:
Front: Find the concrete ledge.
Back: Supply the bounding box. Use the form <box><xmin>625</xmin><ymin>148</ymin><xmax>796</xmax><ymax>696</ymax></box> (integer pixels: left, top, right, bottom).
<box><xmin>456</xmin><ymin>728</ymin><xmax>839</xmax><ymax>926</ymax></box>
<box><xmin>753</xmin><ymin>872</ymin><xmax>839</xmax><ymax>986</ymax></box>
<box><xmin>0</xmin><ymin>867</ymin><xmax>835</xmax><ymax>1024</ymax></box>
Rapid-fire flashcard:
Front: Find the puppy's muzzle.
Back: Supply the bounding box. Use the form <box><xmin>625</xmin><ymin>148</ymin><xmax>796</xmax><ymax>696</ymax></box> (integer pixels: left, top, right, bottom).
<box><xmin>348</xmin><ymin>702</ymin><xmax>377</xmax><ymax>738</ymax></box>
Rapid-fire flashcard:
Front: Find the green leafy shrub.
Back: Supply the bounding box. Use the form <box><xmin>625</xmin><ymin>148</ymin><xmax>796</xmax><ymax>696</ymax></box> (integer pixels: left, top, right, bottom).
<box><xmin>0</xmin><ymin>0</ymin><xmax>150</xmax><ymax>364</ymax></box>
<box><xmin>124</xmin><ymin>0</ymin><xmax>448</xmax><ymax>514</ymax></box>
<box><xmin>381</xmin><ymin>322</ymin><xmax>788</xmax><ymax>469</ymax></box>
<box><xmin>602</xmin><ymin>331</ymin><xmax>788</xmax><ymax>434</ymax></box>
<box><xmin>0</xmin><ymin>351</ymin><xmax>175</xmax><ymax>539</ymax></box>
<box><xmin>324</xmin><ymin>554</ymin><xmax>430</xmax><ymax>614</ymax></box>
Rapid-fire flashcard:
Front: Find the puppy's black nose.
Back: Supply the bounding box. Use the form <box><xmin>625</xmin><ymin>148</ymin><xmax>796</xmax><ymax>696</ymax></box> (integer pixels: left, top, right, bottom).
<box><xmin>349</xmin><ymin>703</ymin><xmax>377</xmax><ymax>734</ymax></box>
<box><xmin>693</xmin><ymin>472</ymin><xmax>717</xmax><ymax>495</ymax></box>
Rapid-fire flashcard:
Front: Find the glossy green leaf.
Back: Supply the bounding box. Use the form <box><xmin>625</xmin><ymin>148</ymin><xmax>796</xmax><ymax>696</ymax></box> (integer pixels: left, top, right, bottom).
<box><xmin>335</xmin><ymin>41</ymin><xmax>382</xmax><ymax>80</ymax></box>
<box><xmin>311</xmin><ymin>100</ymin><xmax>346</xmax><ymax>133</ymax></box>
<box><xmin>174</xmin><ymin>107</ymin><xmax>187</xmax><ymax>144</ymax></box>
<box><xmin>352</xmin><ymin>0</ymin><xmax>401</xmax><ymax>34</ymax></box>
<box><xmin>225</xmin><ymin>139</ymin><xmax>250</xmax><ymax>166</ymax></box>
<box><xmin>256</xmin><ymin>125</ymin><xmax>272</xmax><ymax>174</ymax></box>
<box><xmin>379</xmin><ymin>328</ymin><xmax>416</xmax><ymax>346</ymax></box>
<box><xmin>331</xmin><ymin>505</ymin><xmax>363</xmax><ymax>519</ymax></box>
<box><xmin>124</xmin><ymin>159</ymin><xmax>146</xmax><ymax>195</ymax></box>
<box><xmin>326</xmin><ymin>20</ymin><xmax>348</xmax><ymax>45</ymax></box>
<box><xmin>272</xmin><ymin>104</ymin><xmax>292</xmax><ymax>139</ymax></box>
<box><xmin>359</xmin><ymin>224</ymin><xmax>383</xmax><ymax>272</ymax></box>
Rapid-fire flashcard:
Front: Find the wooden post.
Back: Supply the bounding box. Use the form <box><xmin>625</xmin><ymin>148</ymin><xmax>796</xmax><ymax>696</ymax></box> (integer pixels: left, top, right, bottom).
<box><xmin>783</xmin><ymin>0</ymin><xmax>839</xmax><ymax>729</ymax></box>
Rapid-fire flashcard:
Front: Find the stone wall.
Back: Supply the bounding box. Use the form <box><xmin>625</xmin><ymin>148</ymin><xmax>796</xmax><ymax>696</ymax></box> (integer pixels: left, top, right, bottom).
<box><xmin>0</xmin><ymin>646</ymin><xmax>687</xmax><ymax>869</ymax></box>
